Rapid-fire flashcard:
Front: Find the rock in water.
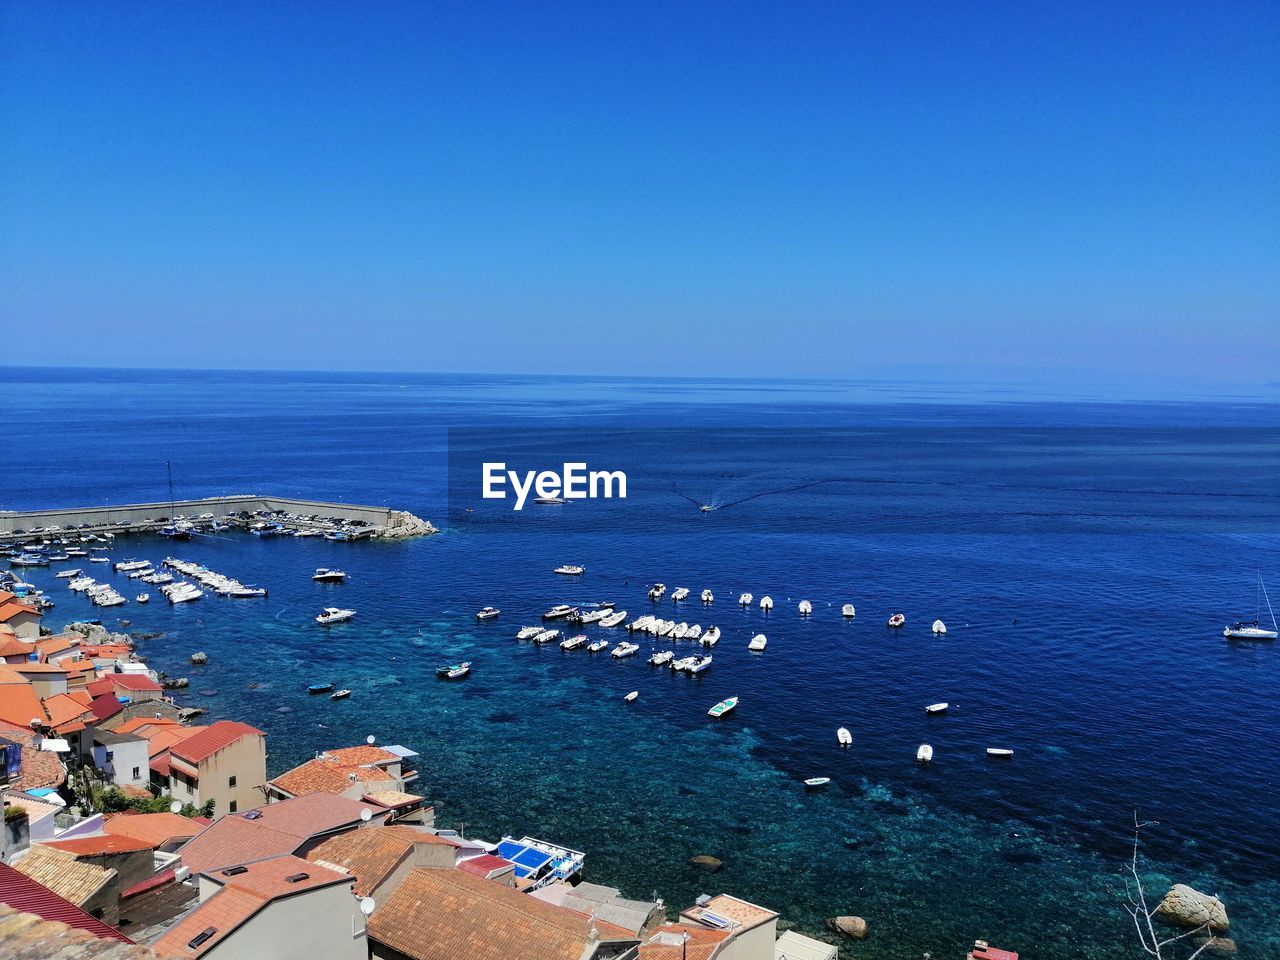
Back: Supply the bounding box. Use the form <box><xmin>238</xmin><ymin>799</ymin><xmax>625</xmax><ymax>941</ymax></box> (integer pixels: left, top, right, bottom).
<box><xmin>1195</xmin><ymin>937</ymin><xmax>1238</xmax><ymax>956</ymax></box>
<box><xmin>1156</xmin><ymin>884</ymin><xmax>1229</xmax><ymax>933</ymax></box>
<box><xmin>689</xmin><ymin>855</ymin><xmax>723</xmax><ymax>872</ymax></box>
<box><xmin>190</xmin><ymin>652</ymin><xmax>208</xmax><ymax>664</ymax></box>
<box><xmin>826</xmin><ymin>916</ymin><xmax>869</xmax><ymax>939</ymax></box>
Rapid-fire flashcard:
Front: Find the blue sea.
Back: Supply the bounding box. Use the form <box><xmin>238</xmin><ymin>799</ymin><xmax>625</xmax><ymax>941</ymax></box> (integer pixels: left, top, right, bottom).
<box><xmin>3</xmin><ymin>368</ymin><xmax>1279</xmax><ymax>959</ymax></box>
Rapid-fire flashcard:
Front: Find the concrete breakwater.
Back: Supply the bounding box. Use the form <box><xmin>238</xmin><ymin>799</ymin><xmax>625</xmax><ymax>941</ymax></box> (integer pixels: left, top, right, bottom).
<box><xmin>0</xmin><ymin>494</ymin><xmax>437</xmax><ymax>541</ymax></box>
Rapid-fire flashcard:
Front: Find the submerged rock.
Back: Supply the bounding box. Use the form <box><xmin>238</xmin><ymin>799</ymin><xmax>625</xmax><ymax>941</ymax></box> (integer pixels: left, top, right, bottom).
<box><xmin>1156</xmin><ymin>884</ymin><xmax>1229</xmax><ymax>933</ymax></box>
<box><xmin>689</xmin><ymin>855</ymin><xmax>723</xmax><ymax>872</ymax></box>
<box><xmin>826</xmin><ymin>916</ymin><xmax>868</xmax><ymax>939</ymax></box>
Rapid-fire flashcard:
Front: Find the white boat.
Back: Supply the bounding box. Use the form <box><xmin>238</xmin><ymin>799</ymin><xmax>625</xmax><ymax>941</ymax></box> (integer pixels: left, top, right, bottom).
<box><xmin>114</xmin><ymin>559</ymin><xmax>150</xmax><ymax>572</ymax></box>
<box><xmin>655</xmin><ymin>620</ymin><xmax>675</xmax><ymax>637</ymax></box>
<box><xmin>331</xmin><ymin>689</ymin><xmax>352</xmax><ymax>699</ymax></box>
<box><xmin>313</xmin><ymin>568</ymin><xmax>346</xmax><ymax>582</ymax></box>
<box><xmin>587</xmin><ymin>639</ymin><xmax>610</xmax><ymax>653</ymax></box>
<box><xmin>671</xmin><ymin>656</ymin><xmax>697</xmax><ymax>671</ymax></box>
<box><xmin>932</xmin><ymin>619</ymin><xmax>947</xmax><ymax>634</ymax></box>
<box><xmin>97</xmin><ymin>594</ymin><xmax>127</xmax><ymax>607</ymax></box>
<box><xmin>648</xmin><ymin>583</ymin><xmax>666</xmax><ymax>600</ymax></box>
<box><xmin>626</xmin><ymin>615</ymin><xmax>655</xmax><ymax>632</ymax></box>
<box><xmin>986</xmin><ymin>748</ymin><xmax>1014</xmax><ymax>757</ymax></box>
<box><xmin>316</xmin><ymin>607</ymin><xmax>356</xmax><ymax>625</ymax></box>
<box><xmin>671</xmin><ymin>622</ymin><xmax>689</xmax><ymax>640</ymax></box>
<box><xmin>533</xmin><ymin>629</ymin><xmax>560</xmax><ymax>644</ymax></box>
<box><xmin>686</xmin><ymin>654</ymin><xmax>713</xmax><ymax>674</ymax></box>
<box><xmin>624</xmin><ymin>691</ymin><xmax>638</xmax><ymax>703</ymax></box>
<box><xmin>516</xmin><ymin>626</ymin><xmax>542</xmax><ymax>640</ymax></box>
<box><xmin>1224</xmin><ymin>576</ymin><xmax>1278</xmax><ymax>640</ymax></box>
<box><xmin>701</xmin><ymin>589</ymin><xmax>713</xmax><ymax>603</ymax></box>
<box><xmin>887</xmin><ymin>613</ymin><xmax>905</xmax><ymax>628</ymax></box>
<box><xmin>648</xmin><ymin>650</ymin><xmax>674</xmax><ymax>665</ymax></box>
<box><xmin>611</xmin><ymin>642</ymin><xmax>640</xmax><ymax>658</ymax></box>
<box><xmin>700</xmin><ymin>626</ymin><xmax>721</xmax><ymax>646</ymax></box>
<box><xmin>748</xmin><ymin>633</ymin><xmax>767</xmax><ymax>651</ymax></box>
<box><xmin>476</xmin><ymin>606</ymin><xmax>501</xmax><ymax>620</ymax></box>
<box><xmin>89</xmin><ymin>557</ymin><xmax>110</xmax><ymax>563</ymax></box>
<box><xmin>671</xmin><ymin>587</ymin><xmax>689</xmax><ymax>602</ymax></box>
<box><xmin>68</xmin><ymin>577</ymin><xmax>96</xmax><ymax>591</ymax></box>
<box><xmin>759</xmin><ymin>595</ymin><xmax>773</xmax><ymax>611</ymax></box>
<box><xmin>916</xmin><ymin>744</ymin><xmax>934</xmax><ymax>763</ymax></box>
<box><xmin>798</xmin><ymin>600</ymin><xmax>812</xmax><ymax>616</ymax></box>
<box><xmin>167</xmin><ymin>586</ymin><xmax>203</xmax><ymax>604</ymax></box>
<box><xmin>542</xmin><ymin>604</ymin><xmax>578</xmax><ymax>620</ymax></box>
<box><xmin>55</xmin><ymin>568</ymin><xmax>82</xmax><ymax>579</ymax></box>
<box><xmin>837</xmin><ymin>727</ymin><xmax>852</xmax><ymax>746</ymax></box>
<box><xmin>925</xmin><ymin>702</ymin><xmax>949</xmax><ymax>714</ymax></box>
<box><xmin>708</xmin><ymin>696</ymin><xmax>738</xmax><ymax>718</ymax></box>
<box><xmin>225</xmin><ymin>586</ymin><xmax>267</xmax><ymax>598</ymax></box>
<box><xmin>135</xmin><ymin>593</ymin><xmax>149</xmax><ymax>603</ymax></box>
<box><xmin>738</xmin><ymin>592</ymin><xmax>753</xmax><ymax>606</ymax></box>
<box><xmin>686</xmin><ymin>624</ymin><xmax>702</xmax><ymax>640</ymax></box>
<box><xmin>842</xmin><ymin>603</ymin><xmax>855</xmax><ymax>617</ymax></box>
<box><xmin>533</xmin><ymin>495</ymin><xmax>568</xmax><ymax>505</ymax></box>
<box><xmin>560</xmin><ymin>634</ymin><xmax>586</xmax><ymax>650</ymax></box>
<box><xmin>803</xmin><ymin>777</ymin><xmax>830</xmax><ymax>789</ymax></box>
<box><xmin>554</xmin><ymin>565</ymin><xmax>586</xmax><ymax>576</ymax></box>
<box><xmin>599</xmin><ymin>610</ymin><xmax>627</xmax><ymax>628</ymax></box>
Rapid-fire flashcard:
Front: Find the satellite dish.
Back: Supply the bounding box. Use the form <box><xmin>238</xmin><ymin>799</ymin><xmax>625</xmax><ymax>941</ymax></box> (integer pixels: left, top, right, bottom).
<box><xmin>366</xmin><ymin>734</ymin><xmax>376</xmax><ymax>745</ymax></box>
<box><xmin>359</xmin><ymin>897</ymin><xmax>376</xmax><ymax>916</ymax></box>
<box><xmin>360</xmin><ymin>808</ymin><xmax>373</xmax><ymax>822</ymax></box>
<box><xmin>170</xmin><ymin>800</ymin><xmax>182</xmax><ymax>814</ymax></box>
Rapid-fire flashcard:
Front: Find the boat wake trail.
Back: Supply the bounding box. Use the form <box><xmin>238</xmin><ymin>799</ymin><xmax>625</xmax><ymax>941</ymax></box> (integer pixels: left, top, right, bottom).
<box><xmin>676</xmin><ymin>477</ymin><xmax>860</xmax><ymax>512</ymax></box>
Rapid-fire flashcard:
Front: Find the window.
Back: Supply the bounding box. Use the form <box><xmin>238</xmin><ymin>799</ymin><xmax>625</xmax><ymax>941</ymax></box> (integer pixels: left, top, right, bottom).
<box><xmin>229</xmin><ymin>800</ymin><xmax>237</xmax><ymax>813</ymax></box>
<box><xmin>132</xmin><ymin>766</ymin><xmax>141</xmax><ymax>780</ymax></box>
<box><xmin>228</xmin><ymin>775</ymin><xmax>237</xmax><ymax>788</ymax></box>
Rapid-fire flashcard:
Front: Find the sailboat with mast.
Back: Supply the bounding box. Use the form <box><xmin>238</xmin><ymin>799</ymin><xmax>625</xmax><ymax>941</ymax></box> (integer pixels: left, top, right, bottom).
<box><xmin>159</xmin><ymin>461</ymin><xmax>193</xmax><ymax>540</ymax></box>
<box><xmin>1224</xmin><ymin>575</ymin><xmax>1278</xmax><ymax>640</ymax></box>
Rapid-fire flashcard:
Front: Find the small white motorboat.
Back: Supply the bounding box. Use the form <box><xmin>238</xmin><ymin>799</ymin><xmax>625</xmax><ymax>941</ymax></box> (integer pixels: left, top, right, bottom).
<box><xmin>803</xmin><ymin>777</ymin><xmax>831</xmax><ymax>790</ymax></box>
<box><xmin>476</xmin><ymin>606</ymin><xmax>501</xmax><ymax>620</ymax></box>
<box><xmin>986</xmin><ymin>748</ymin><xmax>1014</xmax><ymax>757</ymax></box>
<box><xmin>533</xmin><ymin>495</ymin><xmax>568</xmax><ymax>504</ymax></box>
<box><xmin>560</xmin><ymin>634</ymin><xmax>586</xmax><ymax>650</ymax></box>
<box><xmin>672</xmin><ymin>622</ymin><xmax>689</xmax><ymax>640</ymax></box>
<box><xmin>686</xmin><ymin>654</ymin><xmax>713</xmax><ymax>674</ymax></box>
<box><xmin>587</xmin><ymin>639</ymin><xmax>610</xmax><ymax>653</ymax></box>
<box><xmin>916</xmin><ymin>744</ymin><xmax>934</xmax><ymax>763</ymax></box>
<box><xmin>932</xmin><ymin>619</ymin><xmax>947</xmax><ymax>634</ymax></box>
<box><xmin>748</xmin><ymin>633</ymin><xmax>767</xmax><ymax>651</ymax></box>
<box><xmin>313</xmin><ymin>568</ymin><xmax>346</xmax><ymax>583</ymax></box>
<box><xmin>738</xmin><ymin>592</ymin><xmax>753</xmax><ymax>606</ymax></box>
<box><xmin>887</xmin><ymin>613</ymin><xmax>905</xmax><ymax>628</ymax></box>
<box><xmin>90</xmin><ymin>556</ymin><xmax>110</xmax><ymax>563</ymax></box>
<box><xmin>114</xmin><ymin>559</ymin><xmax>150</xmax><ymax>572</ymax></box>
<box><xmin>798</xmin><ymin>600</ymin><xmax>812</xmax><ymax>616</ymax></box>
<box><xmin>649</xmin><ymin>650</ymin><xmax>674</xmax><ymax>666</ymax></box>
<box><xmin>542</xmin><ymin>604</ymin><xmax>578</xmax><ymax>620</ymax></box>
<box><xmin>135</xmin><ymin>593</ymin><xmax>150</xmax><ymax>603</ymax></box>
<box><xmin>925</xmin><ymin>702</ymin><xmax>949</xmax><ymax>714</ymax></box>
<box><xmin>708</xmin><ymin>696</ymin><xmax>738</xmax><ymax>718</ymax></box>
<box><xmin>331</xmin><ymin>689</ymin><xmax>352</xmax><ymax>700</ymax></box>
<box><xmin>648</xmin><ymin>583</ymin><xmax>666</xmax><ymax>600</ymax></box>
<box><xmin>701</xmin><ymin>589</ymin><xmax>714</xmax><ymax>603</ymax></box>
<box><xmin>533</xmin><ymin>629</ymin><xmax>560</xmax><ymax>644</ymax></box>
<box><xmin>842</xmin><ymin>603</ymin><xmax>856</xmax><ymax>618</ymax></box>
<box><xmin>624</xmin><ymin>691</ymin><xmax>638</xmax><ymax>703</ymax></box>
<box><xmin>700</xmin><ymin>626</ymin><xmax>721</xmax><ymax>646</ymax></box>
<box><xmin>686</xmin><ymin>624</ymin><xmax>702</xmax><ymax>640</ymax></box>
<box><xmin>598</xmin><ymin>610</ymin><xmax>627</xmax><ymax>628</ymax></box>
<box><xmin>759</xmin><ymin>595</ymin><xmax>773</xmax><ymax>611</ymax></box>
<box><xmin>611</xmin><ymin>642</ymin><xmax>640</xmax><ymax>658</ymax></box>
<box><xmin>516</xmin><ymin>626</ymin><xmax>543</xmax><ymax>640</ymax></box>
<box><xmin>672</xmin><ymin>587</ymin><xmax>690</xmax><ymax>602</ymax></box>
<box><xmin>837</xmin><ymin>727</ymin><xmax>852</xmax><ymax>746</ymax></box>
<box><xmin>55</xmin><ymin>568</ymin><xmax>82</xmax><ymax>579</ymax></box>
<box><xmin>626</xmin><ymin>615</ymin><xmax>654</xmax><ymax>632</ymax></box>
<box><xmin>316</xmin><ymin>607</ymin><xmax>356</xmax><ymax>625</ymax></box>
<box><xmin>437</xmin><ymin>662</ymin><xmax>471</xmax><ymax>680</ymax></box>
<box><xmin>671</xmin><ymin>655</ymin><xmax>696</xmax><ymax>671</ymax></box>
<box><xmin>554</xmin><ymin>564</ymin><xmax>586</xmax><ymax>576</ymax></box>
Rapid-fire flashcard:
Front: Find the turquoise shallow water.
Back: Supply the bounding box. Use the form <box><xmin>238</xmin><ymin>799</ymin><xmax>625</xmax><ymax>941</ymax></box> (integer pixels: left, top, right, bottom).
<box><xmin>4</xmin><ymin>368</ymin><xmax>1280</xmax><ymax>958</ymax></box>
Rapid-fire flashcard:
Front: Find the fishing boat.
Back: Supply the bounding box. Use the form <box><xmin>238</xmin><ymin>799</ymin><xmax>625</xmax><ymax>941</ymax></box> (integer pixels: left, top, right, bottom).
<box><xmin>648</xmin><ymin>650</ymin><xmax>674</xmax><ymax>665</ymax></box>
<box><xmin>624</xmin><ymin>691</ymin><xmax>638</xmax><ymax>703</ymax></box>
<box><xmin>803</xmin><ymin>777</ymin><xmax>831</xmax><ymax>790</ymax></box>
<box><xmin>554</xmin><ymin>564</ymin><xmax>586</xmax><ymax>576</ymax></box>
<box><xmin>748</xmin><ymin>633</ymin><xmax>767</xmax><ymax>651</ymax></box>
<box><xmin>307</xmin><ymin>682</ymin><xmax>334</xmax><ymax>693</ymax></box>
<box><xmin>315</xmin><ymin>607</ymin><xmax>356</xmax><ymax>625</ymax></box>
<box><xmin>330</xmin><ymin>689</ymin><xmax>352</xmax><ymax>699</ymax></box>
<box><xmin>542</xmin><ymin>604</ymin><xmax>578</xmax><ymax>620</ymax></box>
<box><xmin>842</xmin><ymin>604</ymin><xmax>856</xmax><ymax>617</ymax></box>
<box><xmin>986</xmin><ymin>747</ymin><xmax>1014</xmax><ymax>757</ymax></box>
<box><xmin>476</xmin><ymin>606</ymin><xmax>501</xmax><ymax>620</ymax></box>
<box><xmin>700</xmin><ymin>626</ymin><xmax>721</xmax><ymax>646</ymax></box>
<box><xmin>559</xmin><ymin>634</ymin><xmax>586</xmax><ymax>650</ymax></box>
<box><xmin>798</xmin><ymin>600</ymin><xmax>812</xmax><ymax>616</ymax></box>
<box><xmin>708</xmin><ymin>696</ymin><xmax>738</xmax><ymax>718</ymax></box>
<box><xmin>533</xmin><ymin>629</ymin><xmax>560</xmax><ymax>645</ymax></box>
<box><xmin>587</xmin><ymin>639</ymin><xmax>610</xmax><ymax>653</ymax></box>
<box><xmin>701</xmin><ymin>589</ymin><xmax>714</xmax><ymax>603</ymax></box>
<box><xmin>135</xmin><ymin>593</ymin><xmax>149</xmax><ymax>603</ymax></box>
<box><xmin>738</xmin><ymin>592</ymin><xmax>753</xmax><ymax>606</ymax></box>
<box><xmin>759</xmin><ymin>595</ymin><xmax>773</xmax><ymax>611</ymax></box>
<box><xmin>837</xmin><ymin>727</ymin><xmax>852</xmax><ymax>746</ymax></box>
<box><xmin>916</xmin><ymin>744</ymin><xmax>934</xmax><ymax>763</ymax></box>
<box><xmin>313</xmin><ymin>568</ymin><xmax>346</xmax><ymax>583</ymax></box>
<box><xmin>887</xmin><ymin>613</ymin><xmax>906</xmax><ymax>628</ymax></box>
<box><xmin>1224</xmin><ymin>575</ymin><xmax>1278</xmax><ymax>640</ymax></box>
<box><xmin>516</xmin><ymin>626</ymin><xmax>542</xmax><ymax>640</ymax></box>
<box><xmin>925</xmin><ymin>702</ymin><xmax>949</xmax><ymax>714</ymax></box>
<box><xmin>437</xmin><ymin>662</ymin><xmax>471</xmax><ymax>680</ymax></box>
<box><xmin>611</xmin><ymin>642</ymin><xmax>640</xmax><ymax>658</ymax></box>
<box><xmin>671</xmin><ymin>587</ymin><xmax>689</xmax><ymax>602</ymax></box>
<box><xmin>932</xmin><ymin>619</ymin><xmax>947</xmax><ymax>634</ymax></box>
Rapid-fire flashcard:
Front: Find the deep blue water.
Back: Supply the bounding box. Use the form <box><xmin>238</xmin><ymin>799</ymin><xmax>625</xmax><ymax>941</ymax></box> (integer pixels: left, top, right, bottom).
<box><xmin>3</xmin><ymin>368</ymin><xmax>1279</xmax><ymax>959</ymax></box>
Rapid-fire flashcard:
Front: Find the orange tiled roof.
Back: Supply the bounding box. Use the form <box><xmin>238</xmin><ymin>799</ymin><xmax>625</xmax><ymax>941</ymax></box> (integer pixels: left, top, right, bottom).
<box><xmin>0</xmin><ymin>723</ymin><xmax>66</xmax><ymax>790</ymax></box>
<box><xmin>368</xmin><ymin>867</ymin><xmax>636</xmax><ymax>960</ymax></box>
<box><xmin>151</xmin><ymin>855</ymin><xmax>350</xmax><ymax>958</ymax></box>
<box><xmin>41</xmin><ymin>834</ymin><xmax>156</xmax><ymax>857</ymax></box>
<box><xmin>40</xmin><ymin>693</ymin><xmax>94</xmax><ymax>733</ymax></box>
<box><xmin>0</xmin><ymin>598</ymin><xmax>40</xmax><ymax>624</ymax></box>
<box><xmin>270</xmin><ymin>757</ymin><xmax>393</xmax><ymax>798</ymax></box>
<box><xmin>114</xmin><ymin>717</ymin><xmax>182</xmax><ymax>736</ymax></box>
<box><xmin>103</xmin><ymin>813</ymin><xmax>201</xmax><ymax>849</ymax></box>
<box><xmin>169</xmin><ymin>721</ymin><xmax>263</xmax><ymax>764</ymax></box>
<box><xmin>640</xmin><ymin>923</ymin><xmax>733</xmax><ymax>960</ymax></box>
<box><xmin>13</xmin><ymin>663</ymin><xmax>71</xmax><ymax>675</ymax></box>
<box><xmin>0</xmin><ymin>635</ymin><xmax>36</xmax><ymax>658</ymax></box>
<box><xmin>306</xmin><ymin>825</ymin><xmax>456</xmax><ymax>896</ymax></box>
<box><xmin>321</xmin><ymin>745</ymin><xmax>400</xmax><ymax>766</ymax></box>
<box><xmin>34</xmin><ymin>635</ymin><xmax>76</xmax><ymax>658</ymax></box>
<box><xmin>109</xmin><ymin>674</ymin><xmax>163</xmax><ymax>693</ymax></box>
<box><xmin>0</xmin><ymin>683</ymin><xmax>43</xmax><ymax>729</ymax></box>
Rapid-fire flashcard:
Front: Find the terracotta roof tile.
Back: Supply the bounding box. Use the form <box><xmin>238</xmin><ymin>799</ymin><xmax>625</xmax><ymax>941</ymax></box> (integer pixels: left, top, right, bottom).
<box><xmin>640</xmin><ymin>923</ymin><xmax>733</xmax><ymax>960</ymax></box>
<box><xmin>270</xmin><ymin>757</ymin><xmax>393</xmax><ymax>797</ymax></box>
<box><xmin>0</xmin><ymin>635</ymin><xmax>36</xmax><ymax>658</ymax></box>
<box><xmin>0</xmin><ymin>723</ymin><xmax>66</xmax><ymax>791</ymax></box>
<box><xmin>321</xmin><ymin>745</ymin><xmax>400</xmax><ymax>766</ymax></box>
<box><xmin>169</xmin><ymin>721</ymin><xmax>263</xmax><ymax>764</ymax></box>
<box><xmin>89</xmin><ymin>693</ymin><xmax>125</xmax><ymax>723</ymax></box>
<box><xmin>0</xmin><ymin>683</ymin><xmax>43</xmax><ymax>729</ymax></box>
<box><xmin>11</xmin><ymin>847</ymin><xmax>116</xmax><ymax>907</ymax></box>
<box><xmin>110</xmin><ymin>674</ymin><xmax>163</xmax><ymax>693</ymax></box>
<box><xmin>104</xmin><ymin>813</ymin><xmax>201</xmax><ymax>849</ymax></box>
<box><xmin>305</xmin><ymin>825</ymin><xmax>455</xmax><ymax>896</ymax></box>
<box><xmin>0</xmin><ymin>867</ymin><xmax>134</xmax><ymax>944</ymax></box>
<box><xmin>115</xmin><ymin>717</ymin><xmax>182</xmax><ymax>736</ymax></box>
<box><xmin>43</xmin><ymin>834</ymin><xmax>156</xmax><ymax>856</ymax></box>
<box><xmin>368</xmin><ymin>867</ymin><xmax>635</xmax><ymax>960</ymax></box>
<box><xmin>456</xmin><ymin>854</ymin><xmax>516</xmax><ymax>879</ymax></box>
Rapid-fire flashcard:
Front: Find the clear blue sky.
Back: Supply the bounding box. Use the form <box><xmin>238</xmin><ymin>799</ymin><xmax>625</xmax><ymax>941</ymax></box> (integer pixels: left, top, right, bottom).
<box><xmin>2</xmin><ymin>2</ymin><xmax>1276</xmax><ymax>380</ymax></box>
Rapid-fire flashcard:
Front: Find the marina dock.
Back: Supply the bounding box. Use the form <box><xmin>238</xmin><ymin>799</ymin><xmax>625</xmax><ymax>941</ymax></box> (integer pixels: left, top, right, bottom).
<box><xmin>0</xmin><ymin>494</ymin><xmax>436</xmax><ymax>542</ymax></box>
